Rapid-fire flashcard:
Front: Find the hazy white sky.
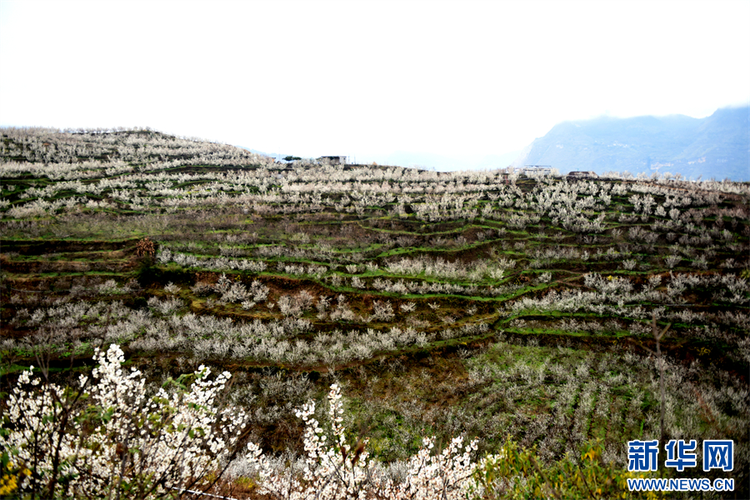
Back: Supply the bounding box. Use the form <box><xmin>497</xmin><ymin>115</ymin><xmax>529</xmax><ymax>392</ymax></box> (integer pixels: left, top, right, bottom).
<box><xmin>1</xmin><ymin>0</ymin><xmax>748</xmax><ymax>166</ymax></box>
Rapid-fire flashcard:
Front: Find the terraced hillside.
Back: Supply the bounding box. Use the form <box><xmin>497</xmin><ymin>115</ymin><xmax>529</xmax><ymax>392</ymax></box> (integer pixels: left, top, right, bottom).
<box><xmin>1</xmin><ymin>127</ymin><xmax>749</xmax><ymax>498</ymax></box>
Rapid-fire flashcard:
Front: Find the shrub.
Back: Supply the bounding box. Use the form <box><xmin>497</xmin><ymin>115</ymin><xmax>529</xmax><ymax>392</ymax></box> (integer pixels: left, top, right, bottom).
<box><xmin>245</xmin><ymin>383</ymin><xmax>480</xmax><ymax>500</ymax></box>
<box><xmin>370</xmin><ymin>300</ymin><xmax>395</xmax><ymax>322</ymax></box>
<box><xmin>665</xmin><ymin>255</ymin><xmax>681</xmax><ymax>269</ymax></box>
<box><xmin>622</xmin><ymin>259</ymin><xmax>637</xmax><ymax>271</ymax></box>
<box><xmin>135</xmin><ymin>237</ymin><xmax>156</xmax><ymax>258</ymax></box>
<box><xmin>1</xmin><ymin>345</ymin><xmax>247</xmax><ymax>499</ymax></box>
<box><xmin>472</xmin><ymin>438</ymin><xmax>641</xmax><ymax>500</ymax></box>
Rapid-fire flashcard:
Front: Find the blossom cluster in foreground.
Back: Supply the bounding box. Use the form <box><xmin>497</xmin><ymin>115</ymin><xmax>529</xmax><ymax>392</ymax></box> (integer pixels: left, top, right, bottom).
<box><xmin>246</xmin><ymin>383</ymin><xmax>479</xmax><ymax>500</ymax></box>
<box><xmin>2</xmin><ymin>345</ymin><xmax>480</xmax><ymax>499</ymax></box>
<box><xmin>2</xmin><ymin>344</ymin><xmax>246</xmax><ymax>499</ymax></box>
<box><xmin>3</xmin><ymin>344</ymin><xmax>646</xmax><ymax>499</ymax></box>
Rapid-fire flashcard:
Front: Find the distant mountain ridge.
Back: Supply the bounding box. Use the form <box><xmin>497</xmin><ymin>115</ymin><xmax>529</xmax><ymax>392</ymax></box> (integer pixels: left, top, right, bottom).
<box><xmin>513</xmin><ymin>106</ymin><xmax>750</xmax><ymax>181</ymax></box>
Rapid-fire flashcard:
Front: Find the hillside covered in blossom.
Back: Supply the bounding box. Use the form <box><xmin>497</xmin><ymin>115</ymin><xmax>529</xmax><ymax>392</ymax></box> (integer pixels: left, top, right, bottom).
<box><xmin>1</xmin><ymin>127</ymin><xmax>748</xmax><ymax>499</ymax></box>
